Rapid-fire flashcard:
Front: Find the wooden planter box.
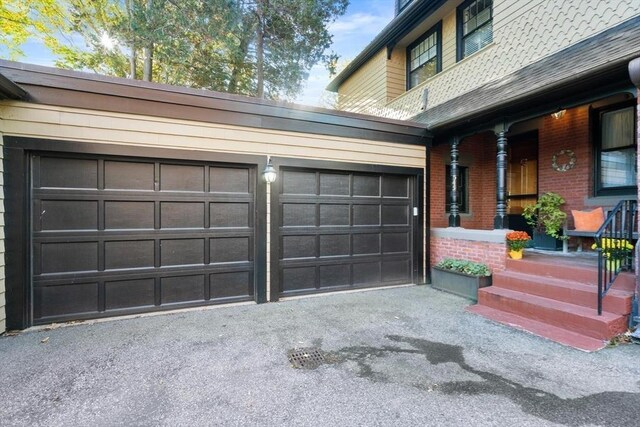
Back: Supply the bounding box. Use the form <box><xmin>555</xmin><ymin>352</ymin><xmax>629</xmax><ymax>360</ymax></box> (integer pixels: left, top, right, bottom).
<box><xmin>431</xmin><ymin>267</ymin><xmax>492</xmax><ymax>302</ymax></box>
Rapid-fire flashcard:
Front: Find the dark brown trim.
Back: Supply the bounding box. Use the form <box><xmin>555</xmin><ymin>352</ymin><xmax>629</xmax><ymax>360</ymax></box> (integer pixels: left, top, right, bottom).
<box><xmin>268</xmin><ymin>156</ymin><xmax>425</xmax><ymax>301</ymax></box>
<box><xmin>424</xmin><ymin>141</ymin><xmax>431</xmax><ymax>284</ymax></box>
<box><xmin>3</xmin><ymin>136</ymin><xmax>269</xmax><ymax>328</ymax></box>
<box><xmin>0</xmin><ymin>60</ymin><xmax>431</xmax><ymax>146</ymax></box>
<box><xmin>0</xmin><ymin>72</ymin><xmax>27</xmax><ymax>100</ymax></box>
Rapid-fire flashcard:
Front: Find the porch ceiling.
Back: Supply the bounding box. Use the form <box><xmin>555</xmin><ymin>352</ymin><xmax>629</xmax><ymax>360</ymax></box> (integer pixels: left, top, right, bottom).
<box><xmin>417</xmin><ymin>15</ymin><xmax>640</xmax><ymax>137</ymax></box>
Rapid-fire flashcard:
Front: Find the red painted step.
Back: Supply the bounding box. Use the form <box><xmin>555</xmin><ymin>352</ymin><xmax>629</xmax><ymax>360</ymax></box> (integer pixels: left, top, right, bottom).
<box><xmin>477</xmin><ymin>286</ymin><xmax>628</xmax><ymax>340</ymax></box>
<box><xmin>492</xmin><ymin>270</ymin><xmax>632</xmax><ymax>315</ymax></box>
<box><xmin>466</xmin><ymin>305</ymin><xmax>608</xmax><ymax>352</ymax></box>
<box><xmin>506</xmin><ymin>257</ymin><xmax>636</xmax><ymax>290</ymax></box>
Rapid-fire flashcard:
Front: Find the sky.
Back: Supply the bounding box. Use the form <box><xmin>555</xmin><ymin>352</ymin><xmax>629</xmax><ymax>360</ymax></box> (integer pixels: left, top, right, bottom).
<box><xmin>7</xmin><ymin>0</ymin><xmax>394</xmax><ymax>107</ymax></box>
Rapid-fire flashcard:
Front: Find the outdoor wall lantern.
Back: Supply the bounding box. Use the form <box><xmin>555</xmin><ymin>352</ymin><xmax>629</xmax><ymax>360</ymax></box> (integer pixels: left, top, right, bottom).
<box><xmin>551</xmin><ymin>109</ymin><xmax>566</xmax><ymax>120</ymax></box>
<box><xmin>263</xmin><ymin>158</ymin><xmax>277</xmax><ymax>183</ymax></box>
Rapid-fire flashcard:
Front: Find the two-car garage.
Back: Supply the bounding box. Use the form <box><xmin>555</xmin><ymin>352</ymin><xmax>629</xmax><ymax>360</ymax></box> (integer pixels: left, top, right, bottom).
<box><xmin>0</xmin><ymin>61</ymin><xmax>428</xmax><ymax>330</ymax></box>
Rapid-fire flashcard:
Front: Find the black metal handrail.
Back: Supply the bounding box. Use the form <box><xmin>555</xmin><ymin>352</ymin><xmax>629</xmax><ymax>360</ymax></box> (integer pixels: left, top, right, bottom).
<box><xmin>594</xmin><ymin>199</ymin><xmax>637</xmax><ymax>315</ymax></box>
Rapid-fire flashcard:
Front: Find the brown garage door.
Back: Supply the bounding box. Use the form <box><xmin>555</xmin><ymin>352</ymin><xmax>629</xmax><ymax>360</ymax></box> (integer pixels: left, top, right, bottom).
<box><xmin>273</xmin><ymin>166</ymin><xmax>417</xmax><ymax>297</ymax></box>
<box><xmin>31</xmin><ymin>153</ymin><xmax>256</xmax><ymax>324</ymax></box>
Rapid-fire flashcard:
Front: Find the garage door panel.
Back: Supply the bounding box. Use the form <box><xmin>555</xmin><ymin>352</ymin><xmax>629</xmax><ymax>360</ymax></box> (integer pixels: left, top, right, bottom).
<box><xmin>210</xmin><ymin>202</ymin><xmax>250</xmax><ymax>228</ymax></box>
<box><xmin>105</xmin><ymin>240</ymin><xmax>155</xmax><ymax>270</ymax></box>
<box><xmin>282</xmin><ymin>170</ymin><xmax>317</xmax><ymax>195</ymax></box>
<box><xmin>276</xmin><ymin>167</ymin><xmax>415</xmax><ymax>296</ymax></box>
<box><xmin>210</xmin><ymin>167</ymin><xmax>249</xmax><ymax>193</ymax></box>
<box><xmin>104</xmin><ymin>160</ymin><xmax>155</xmax><ymax>190</ymax></box>
<box><xmin>382</xmin><ymin>175</ymin><xmax>409</xmax><ymax>197</ymax></box>
<box><xmin>160</xmin><ymin>239</ymin><xmax>205</xmax><ymax>266</ymax></box>
<box><xmin>161</xmin><ymin>275</ymin><xmax>205</xmax><ymax>304</ymax></box>
<box><xmin>382</xmin><ymin>233</ymin><xmax>409</xmax><ymax>254</ymax></box>
<box><xmin>210</xmin><ymin>237</ymin><xmax>251</xmax><ymax>263</ymax></box>
<box><xmin>105</xmin><ymin>201</ymin><xmax>155</xmax><ymax>229</ymax></box>
<box><xmin>40</xmin><ymin>242</ymin><xmax>98</xmax><ymax>273</ymax></box>
<box><xmin>39</xmin><ymin>157</ymin><xmax>98</xmax><ymax>189</ymax></box>
<box><xmin>105</xmin><ymin>279</ymin><xmax>156</xmax><ymax>310</ymax></box>
<box><xmin>210</xmin><ymin>271</ymin><xmax>252</xmax><ymax>299</ymax></box>
<box><xmin>160</xmin><ymin>164</ymin><xmax>205</xmax><ymax>192</ymax></box>
<box><xmin>319</xmin><ymin>173</ymin><xmax>349</xmax><ymax>195</ymax></box>
<box><xmin>39</xmin><ymin>200</ymin><xmax>98</xmax><ymax>231</ymax></box>
<box><xmin>35</xmin><ymin>282</ymin><xmax>99</xmax><ymax>319</ymax></box>
<box><xmin>319</xmin><ymin>204</ymin><xmax>350</xmax><ymax>226</ymax></box>
<box><xmin>319</xmin><ymin>264</ymin><xmax>350</xmax><ymax>287</ymax></box>
<box><xmin>353</xmin><ymin>233</ymin><xmax>381</xmax><ymax>255</ymax></box>
<box><xmin>353</xmin><ymin>204</ymin><xmax>380</xmax><ymax>226</ymax></box>
<box><xmin>319</xmin><ymin>234</ymin><xmax>350</xmax><ymax>257</ymax></box>
<box><xmin>282</xmin><ymin>203</ymin><xmax>316</xmax><ymax>226</ymax></box>
<box><xmin>353</xmin><ymin>175</ymin><xmax>380</xmax><ymax>197</ymax></box>
<box><xmin>161</xmin><ymin>202</ymin><xmax>205</xmax><ymax>228</ymax></box>
<box><xmin>283</xmin><ymin>235</ymin><xmax>316</xmax><ymax>259</ymax></box>
<box><xmin>282</xmin><ymin>266</ymin><xmax>316</xmax><ymax>291</ymax></box>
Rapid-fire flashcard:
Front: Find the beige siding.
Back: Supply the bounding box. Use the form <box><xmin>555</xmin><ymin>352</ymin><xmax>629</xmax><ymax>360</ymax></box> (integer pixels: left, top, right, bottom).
<box><xmin>441</xmin><ymin>10</ymin><xmax>457</xmax><ymax>70</ymax></box>
<box><xmin>350</xmin><ymin>0</ymin><xmax>640</xmax><ymax>118</ymax></box>
<box><xmin>1</xmin><ymin>102</ymin><xmax>427</xmax><ymax>303</ymax></box>
<box><xmin>387</xmin><ymin>48</ymin><xmax>406</xmax><ymax>101</ymax></box>
<box><xmin>0</xmin><ymin>127</ymin><xmax>4</xmax><ymax>333</ymax></box>
<box><xmin>338</xmin><ymin>49</ymin><xmax>388</xmax><ymax>112</ymax></box>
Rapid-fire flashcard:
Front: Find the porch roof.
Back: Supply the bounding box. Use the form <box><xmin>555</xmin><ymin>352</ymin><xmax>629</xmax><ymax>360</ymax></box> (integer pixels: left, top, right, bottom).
<box><xmin>416</xmin><ymin>15</ymin><xmax>640</xmax><ymax>135</ymax></box>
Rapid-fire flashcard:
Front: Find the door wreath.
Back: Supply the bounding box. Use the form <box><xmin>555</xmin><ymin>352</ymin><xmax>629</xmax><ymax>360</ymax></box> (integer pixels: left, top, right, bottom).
<box><xmin>551</xmin><ymin>149</ymin><xmax>576</xmax><ymax>172</ymax></box>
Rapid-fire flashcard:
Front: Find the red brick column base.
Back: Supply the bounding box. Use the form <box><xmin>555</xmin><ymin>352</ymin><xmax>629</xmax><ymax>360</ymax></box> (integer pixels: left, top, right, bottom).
<box><xmin>430</xmin><ymin>228</ymin><xmax>508</xmax><ymax>274</ymax></box>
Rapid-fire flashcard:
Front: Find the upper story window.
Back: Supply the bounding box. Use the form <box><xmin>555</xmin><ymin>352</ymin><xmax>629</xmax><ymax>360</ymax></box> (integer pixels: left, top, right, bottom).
<box><xmin>457</xmin><ymin>0</ymin><xmax>493</xmax><ymax>60</ymax></box>
<box><xmin>594</xmin><ymin>102</ymin><xmax>637</xmax><ymax>196</ymax></box>
<box><xmin>407</xmin><ymin>23</ymin><xmax>442</xmax><ymax>89</ymax></box>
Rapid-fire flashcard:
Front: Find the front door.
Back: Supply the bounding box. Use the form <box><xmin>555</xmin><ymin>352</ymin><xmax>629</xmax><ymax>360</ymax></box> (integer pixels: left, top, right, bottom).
<box><xmin>507</xmin><ymin>132</ymin><xmax>538</xmax><ymax>233</ymax></box>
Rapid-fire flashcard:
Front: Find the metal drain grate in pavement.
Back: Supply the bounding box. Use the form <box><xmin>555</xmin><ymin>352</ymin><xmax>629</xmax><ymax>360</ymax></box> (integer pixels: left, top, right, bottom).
<box><xmin>287</xmin><ymin>347</ymin><xmax>326</xmax><ymax>369</ymax></box>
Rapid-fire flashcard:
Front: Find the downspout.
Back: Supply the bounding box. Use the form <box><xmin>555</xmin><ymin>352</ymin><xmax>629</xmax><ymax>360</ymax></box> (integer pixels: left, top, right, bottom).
<box><xmin>628</xmin><ymin>57</ymin><xmax>640</xmax><ymax>329</ymax></box>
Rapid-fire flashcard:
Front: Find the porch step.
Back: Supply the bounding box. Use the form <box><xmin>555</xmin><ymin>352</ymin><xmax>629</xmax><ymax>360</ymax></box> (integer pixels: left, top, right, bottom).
<box><xmin>466</xmin><ymin>305</ymin><xmax>608</xmax><ymax>352</ymax></box>
<box><xmin>476</xmin><ymin>286</ymin><xmax>628</xmax><ymax>341</ymax></box>
<box><xmin>492</xmin><ymin>271</ymin><xmax>633</xmax><ymax>315</ymax></box>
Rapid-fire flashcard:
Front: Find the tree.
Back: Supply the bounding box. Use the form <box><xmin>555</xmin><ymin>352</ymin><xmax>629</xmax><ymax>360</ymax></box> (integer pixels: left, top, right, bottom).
<box><xmin>2</xmin><ymin>0</ymin><xmax>348</xmax><ymax>100</ymax></box>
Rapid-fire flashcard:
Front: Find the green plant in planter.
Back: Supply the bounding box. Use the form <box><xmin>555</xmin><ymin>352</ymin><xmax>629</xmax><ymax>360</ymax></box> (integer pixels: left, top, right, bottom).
<box><xmin>435</xmin><ymin>258</ymin><xmax>491</xmax><ymax>277</ymax></box>
<box><xmin>522</xmin><ymin>192</ymin><xmax>567</xmax><ymax>240</ymax></box>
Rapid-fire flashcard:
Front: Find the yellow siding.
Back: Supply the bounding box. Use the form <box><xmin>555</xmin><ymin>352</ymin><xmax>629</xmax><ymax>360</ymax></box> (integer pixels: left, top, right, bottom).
<box><xmin>338</xmin><ymin>49</ymin><xmax>388</xmax><ymax>113</ymax></box>
<box><xmin>387</xmin><ymin>48</ymin><xmax>406</xmax><ymax>101</ymax></box>
<box><xmin>0</xmin><ymin>102</ymin><xmax>428</xmax><ymax>303</ymax></box>
<box><xmin>345</xmin><ymin>0</ymin><xmax>640</xmax><ymax>118</ymax></box>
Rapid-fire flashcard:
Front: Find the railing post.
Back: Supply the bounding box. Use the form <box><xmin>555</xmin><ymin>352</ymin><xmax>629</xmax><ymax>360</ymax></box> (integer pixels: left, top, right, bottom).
<box><xmin>597</xmin><ymin>248</ymin><xmax>603</xmax><ymax>315</ymax></box>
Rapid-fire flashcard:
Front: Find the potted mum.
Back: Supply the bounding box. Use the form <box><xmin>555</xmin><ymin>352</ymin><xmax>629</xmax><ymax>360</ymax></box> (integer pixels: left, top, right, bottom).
<box><xmin>431</xmin><ymin>258</ymin><xmax>492</xmax><ymax>301</ymax></box>
<box><xmin>506</xmin><ymin>231</ymin><xmax>531</xmax><ymax>259</ymax></box>
<box><xmin>522</xmin><ymin>192</ymin><xmax>567</xmax><ymax>250</ymax></box>
<box><xmin>591</xmin><ymin>238</ymin><xmax>634</xmax><ymax>272</ymax></box>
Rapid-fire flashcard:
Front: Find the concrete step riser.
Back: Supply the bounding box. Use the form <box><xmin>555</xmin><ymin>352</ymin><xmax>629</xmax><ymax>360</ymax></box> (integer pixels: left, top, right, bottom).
<box><xmin>477</xmin><ymin>289</ymin><xmax>628</xmax><ymax>340</ymax></box>
<box><xmin>492</xmin><ymin>273</ymin><xmax>632</xmax><ymax>315</ymax></box>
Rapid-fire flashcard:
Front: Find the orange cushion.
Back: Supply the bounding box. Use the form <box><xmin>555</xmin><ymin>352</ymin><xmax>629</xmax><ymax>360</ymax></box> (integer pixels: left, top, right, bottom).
<box><xmin>572</xmin><ymin>208</ymin><xmax>605</xmax><ymax>232</ymax></box>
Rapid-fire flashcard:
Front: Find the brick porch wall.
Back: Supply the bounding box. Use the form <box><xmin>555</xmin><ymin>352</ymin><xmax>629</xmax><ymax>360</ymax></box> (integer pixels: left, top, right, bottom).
<box><xmin>430</xmin><ymin>229</ymin><xmax>508</xmax><ymax>274</ymax></box>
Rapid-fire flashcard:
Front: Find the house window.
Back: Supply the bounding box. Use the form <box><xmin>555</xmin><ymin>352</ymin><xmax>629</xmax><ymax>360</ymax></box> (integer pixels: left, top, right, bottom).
<box><xmin>595</xmin><ymin>103</ymin><xmax>637</xmax><ymax>195</ymax></box>
<box><xmin>445</xmin><ymin>165</ymin><xmax>469</xmax><ymax>213</ymax></box>
<box><xmin>457</xmin><ymin>0</ymin><xmax>493</xmax><ymax>60</ymax></box>
<box><xmin>407</xmin><ymin>23</ymin><xmax>442</xmax><ymax>89</ymax></box>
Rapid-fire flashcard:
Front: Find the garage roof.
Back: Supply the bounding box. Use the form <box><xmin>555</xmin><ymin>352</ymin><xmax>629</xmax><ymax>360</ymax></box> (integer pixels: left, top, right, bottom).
<box><xmin>0</xmin><ymin>61</ymin><xmax>430</xmax><ymax>146</ymax></box>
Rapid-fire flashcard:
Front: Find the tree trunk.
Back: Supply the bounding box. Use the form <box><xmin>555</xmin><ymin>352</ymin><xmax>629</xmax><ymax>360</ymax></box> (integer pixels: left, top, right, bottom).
<box><xmin>255</xmin><ymin>0</ymin><xmax>265</xmax><ymax>98</ymax></box>
<box><xmin>126</xmin><ymin>0</ymin><xmax>136</xmax><ymax>79</ymax></box>
<box><xmin>227</xmin><ymin>14</ymin><xmax>255</xmax><ymax>94</ymax></box>
<box><xmin>143</xmin><ymin>0</ymin><xmax>153</xmax><ymax>81</ymax></box>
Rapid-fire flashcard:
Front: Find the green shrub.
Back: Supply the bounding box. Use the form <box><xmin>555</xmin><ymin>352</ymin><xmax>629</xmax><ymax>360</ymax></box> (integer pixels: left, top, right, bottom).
<box><xmin>435</xmin><ymin>258</ymin><xmax>491</xmax><ymax>277</ymax></box>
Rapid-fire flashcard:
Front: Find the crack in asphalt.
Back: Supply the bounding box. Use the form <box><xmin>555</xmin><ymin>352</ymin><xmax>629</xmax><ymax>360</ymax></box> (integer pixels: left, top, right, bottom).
<box><xmin>322</xmin><ymin>335</ymin><xmax>640</xmax><ymax>427</ymax></box>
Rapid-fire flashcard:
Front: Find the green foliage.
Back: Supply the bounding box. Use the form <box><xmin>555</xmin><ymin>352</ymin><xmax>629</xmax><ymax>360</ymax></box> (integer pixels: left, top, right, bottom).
<box><xmin>522</xmin><ymin>192</ymin><xmax>567</xmax><ymax>240</ymax></box>
<box><xmin>5</xmin><ymin>0</ymin><xmax>349</xmax><ymax>100</ymax></box>
<box><xmin>435</xmin><ymin>259</ymin><xmax>491</xmax><ymax>277</ymax></box>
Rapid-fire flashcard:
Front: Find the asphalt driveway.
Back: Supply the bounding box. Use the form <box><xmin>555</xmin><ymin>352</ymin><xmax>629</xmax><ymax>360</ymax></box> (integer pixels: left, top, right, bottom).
<box><xmin>0</xmin><ymin>285</ymin><xmax>638</xmax><ymax>426</ymax></box>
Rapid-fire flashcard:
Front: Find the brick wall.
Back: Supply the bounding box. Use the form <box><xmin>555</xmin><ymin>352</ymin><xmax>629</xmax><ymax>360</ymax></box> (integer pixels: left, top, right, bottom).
<box><xmin>430</xmin><ymin>236</ymin><xmax>507</xmax><ymax>274</ymax></box>
<box><xmin>430</xmin><ymin>132</ymin><xmax>496</xmax><ymax>230</ymax></box>
<box><xmin>537</xmin><ymin>106</ymin><xmax>592</xmax><ymax>228</ymax></box>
